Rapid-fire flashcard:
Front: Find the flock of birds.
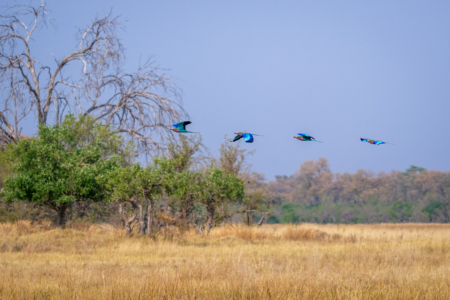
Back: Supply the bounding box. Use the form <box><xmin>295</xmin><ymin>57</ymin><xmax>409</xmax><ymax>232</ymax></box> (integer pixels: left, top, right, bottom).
<box><xmin>170</xmin><ymin>121</ymin><xmax>393</xmax><ymax>145</ymax></box>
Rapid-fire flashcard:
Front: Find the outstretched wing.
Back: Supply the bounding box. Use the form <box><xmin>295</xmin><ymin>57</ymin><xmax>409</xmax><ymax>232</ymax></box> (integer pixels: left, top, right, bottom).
<box><xmin>298</xmin><ymin>133</ymin><xmax>312</xmax><ymax>137</ymax></box>
<box><xmin>231</xmin><ymin>135</ymin><xmax>243</xmax><ymax>142</ymax></box>
<box><xmin>361</xmin><ymin>138</ymin><xmax>389</xmax><ymax>145</ymax></box>
<box><xmin>173</xmin><ymin>121</ymin><xmax>191</xmax><ymax>131</ymax></box>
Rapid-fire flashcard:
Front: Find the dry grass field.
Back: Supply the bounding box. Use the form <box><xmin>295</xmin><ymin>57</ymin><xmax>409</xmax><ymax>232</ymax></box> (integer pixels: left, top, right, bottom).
<box><xmin>0</xmin><ymin>221</ymin><xmax>449</xmax><ymax>299</ymax></box>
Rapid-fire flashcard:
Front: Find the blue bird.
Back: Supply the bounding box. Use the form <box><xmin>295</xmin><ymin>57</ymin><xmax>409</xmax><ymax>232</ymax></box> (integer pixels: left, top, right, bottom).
<box><xmin>231</xmin><ymin>132</ymin><xmax>263</xmax><ymax>143</ymax></box>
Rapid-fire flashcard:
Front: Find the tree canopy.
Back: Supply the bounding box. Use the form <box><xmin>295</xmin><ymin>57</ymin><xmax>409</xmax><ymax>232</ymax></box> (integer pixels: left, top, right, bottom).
<box><xmin>0</xmin><ymin>116</ymin><xmax>122</xmax><ymax>226</ymax></box>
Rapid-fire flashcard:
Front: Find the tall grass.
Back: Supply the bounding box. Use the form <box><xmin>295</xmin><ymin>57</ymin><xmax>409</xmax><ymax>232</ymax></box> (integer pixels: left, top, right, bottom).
<box><xmin>1</xmin><ymin>221</ymin><xmax>449</xmax><ymax>299</ymax></box>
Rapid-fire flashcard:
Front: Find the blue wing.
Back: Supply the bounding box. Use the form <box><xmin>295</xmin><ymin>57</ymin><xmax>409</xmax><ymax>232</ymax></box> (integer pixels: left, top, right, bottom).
<box><xmin>173</xmin><ymin>121</ymin><xmax>191</xmax><ymax>130</ymax></box>
<box><xmin>231</xmin><ymin>135</ymin><xmax>243</xmax><ymax>142</ymax></box>
<box><xmin>298</xmin><ymin>133</ymin><xmax>312</xmax><ymax>137</ymax></box>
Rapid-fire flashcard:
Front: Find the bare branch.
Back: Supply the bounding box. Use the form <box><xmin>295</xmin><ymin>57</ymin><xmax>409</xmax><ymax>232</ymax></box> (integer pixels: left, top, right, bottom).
<box><xmin>0</xmin><ymin>2</ymin><xmax>186</xmax><ymax>153</ymax></box>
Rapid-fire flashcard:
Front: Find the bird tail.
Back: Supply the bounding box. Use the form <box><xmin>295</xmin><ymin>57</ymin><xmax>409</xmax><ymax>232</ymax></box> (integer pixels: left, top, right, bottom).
<box><xmin>313</xmin><ymin>140</ymin><xmax>324</xmax><ymax>143</ymax></box>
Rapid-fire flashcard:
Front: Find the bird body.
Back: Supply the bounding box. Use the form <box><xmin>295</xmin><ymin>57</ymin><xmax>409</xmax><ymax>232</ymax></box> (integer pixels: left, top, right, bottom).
<box><xmin>294</xmin><ymin>133</ymin><xmax>322</xmax><ymax>143</ymax></box>
<box><xmin>360</xmin><ymin>138</ymin><xmax>391</xmax><ymax>145</ymax></box>
<box><xmin>231</xmin><ymin>132</ymin><xmax>261</xmax><ymax>143</ymax></box>
<box><xmin>171</xmin><ymin>121</ymin><xmax>198</xmax><ymax>133</ymax></box>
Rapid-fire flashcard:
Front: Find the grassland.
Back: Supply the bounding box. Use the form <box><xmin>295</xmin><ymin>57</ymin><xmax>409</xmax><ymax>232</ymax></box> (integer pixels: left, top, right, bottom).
<box><xmin>0</xmin><ymin>222</ymin><xmax>449</xmax><ymax>299</ymax></box>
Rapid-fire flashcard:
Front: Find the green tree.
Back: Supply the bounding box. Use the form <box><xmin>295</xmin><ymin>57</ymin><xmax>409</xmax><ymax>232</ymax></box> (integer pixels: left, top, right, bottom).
<box><xmin>422</xmin><ymin>202</ymin><xmax>448</xmax><ymax>222</ymax></box>
<box><xmin>172</xmin><ymin>170</ymin><xmax>201</xmax><ymax>229</ymax></box>
<box><xmin>167</xmin><ymin>135</ymin><xmax>205</xmax><ymax>172</ymax></box>
<box><xmin>405</xmin><ymin>165</ymin><xmax>426</xmax><ymax>175</ymax></box>
<box><xmin>0</xmin><ymin>145</ymin><xmax>13</xmax><ymax>189</ymax></box>
<box><xmin>280</xmin><ymin>203</ymin><xmax>300</xmax><ymax>223</ymax></box>
<box><xmin>389</xmin><ymin>201</ymin><xmax>413</xmax><ymax>222</ymax></box>
<box><xmin>166</xmin><ymin>134</ymin><xmax>205</xmax><ymax>227</ymax></box>
<box><xmin>0</xmin><ymin>123</ymin><xmax>121</xmax><ymax>227</ymax></box>
<box><xmin>199</xmin><ymin>168</ymin><xmax>245</xmax><ymax>234</ymax></box>
<box><xmin>107</xmin><ymin>157</ymin><xmax>177</xmax><ymax>235</ymax></box>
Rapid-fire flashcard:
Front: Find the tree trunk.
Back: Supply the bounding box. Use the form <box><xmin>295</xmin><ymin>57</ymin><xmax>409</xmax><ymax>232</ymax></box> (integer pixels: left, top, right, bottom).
<box><xmin>138</xmin><ymin>203</ymin><xmax>145</xmax><ymax>235</ymax></box>
<box><xmin>180</xmin><ymin>206</ymin><xmax>187</xmax><ymax>228</ymax></box>
<box><xmin>30</xmin><ymin>204</ymin><xmax>40</xmax><ymax>225</ymax></box>
<box><xmin>124</xmin><ymin>198</ymin><xmax>138</xmax><ymax>234</ymax></box>
<box><xmin>119</xmin><ymin>203</ymin><xmax>126</xmax><ymax>228</ymax></box>
<box><xmin>258</xmin><ymin>213</ymin><xmax>267</xmax><ymax>226</ymax></box>
<box><xmin>125</xmin><ymin>213</ymin><xmax>136</xmax><ymax>234</ymax></box>
<box><xmin>70</xmin><ymin>202</ymin><xmax>76</xmax><ymax>220</ymax></box>
<box><xmin>56</xmin><ymin>205</ymin><xmax>67</xmax><ymax>228</ymax></box>
<box><xmin>22</xmin><ymin>203</ymin><xmax>28</xmax><ymax>220</ymax></box>
<box><xmin>205</xmin><ymin>209</ymin><xmax>214</xmax><ymax>235</ymax></box>
<box><xmin>146</xmin><ymin>196</ymin><xmax>154</xmax><ymax>237</ymax></box>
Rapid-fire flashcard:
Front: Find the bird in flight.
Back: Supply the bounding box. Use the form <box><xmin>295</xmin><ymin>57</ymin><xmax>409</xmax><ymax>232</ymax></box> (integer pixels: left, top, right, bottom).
<box><xmin>231</xmin><ymin>132</ymin><xmax>262</xmax><ymax>143</ymax></box>
<box><xmin>360</xmin><ymin>138</ymin><xmax>392</xmax><ymax>145</ymax></box>
<box><xmin>171</xmin><ymin>121</ymin><xmax>198</xmax><ymax>133</ymax></box>
<box><xmin>294</xmin><ymin>133</ymin><xmax>323</xmax><ymax>143</ymax></box>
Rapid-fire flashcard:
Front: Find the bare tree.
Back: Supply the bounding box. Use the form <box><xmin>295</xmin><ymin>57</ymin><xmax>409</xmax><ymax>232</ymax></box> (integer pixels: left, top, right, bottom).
<box><xmin>217</xmin><ymin>136</ymin><xmax>254</xmax><ymax>177</ymax></box>
<box><xmin>0</xmin><ymin>2</ymin><xmax>185</xmax><ymax>152</ymax></box>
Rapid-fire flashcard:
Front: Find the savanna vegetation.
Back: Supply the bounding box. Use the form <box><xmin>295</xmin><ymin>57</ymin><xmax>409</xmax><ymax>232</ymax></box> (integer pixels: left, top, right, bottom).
<box><xmin>0</xmin><ymin>221</ymin><xmax>449</xmax><ymax>299</ymax></box>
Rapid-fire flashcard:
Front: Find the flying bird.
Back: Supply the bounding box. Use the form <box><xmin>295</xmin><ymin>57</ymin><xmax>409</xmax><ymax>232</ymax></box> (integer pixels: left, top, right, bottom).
<box><xmin>231</xmin><ymin>132</ymin><xmax>262</xmax><ymax>143</ymax></box>
<box><xmin>360</xmin><ymin>138</ymin><xmax>392</xmax><ymax>145</ymax></box>
<box><xmin>294</xmin><ymin>133</ymin><xmax>323</xmax><ymax>143</ymax></box>
<box><xmin>171</xmin><ymin>121</ymin><xmax>198</xmax><ymax>133</ymax></box>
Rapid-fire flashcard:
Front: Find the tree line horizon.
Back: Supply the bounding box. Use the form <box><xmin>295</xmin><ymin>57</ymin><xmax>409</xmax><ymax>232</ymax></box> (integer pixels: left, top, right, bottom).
<box><xmin>0</xmin><ymin>115</ymin><xmax>448</xmax><ymax>228</ymax></box>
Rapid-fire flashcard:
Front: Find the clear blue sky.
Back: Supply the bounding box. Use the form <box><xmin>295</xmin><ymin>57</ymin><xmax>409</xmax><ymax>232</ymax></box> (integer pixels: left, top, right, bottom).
<box><xmin>9</xmin><ymin>0</ymin><xmax>450</xmax><ymax>179</ymax></box>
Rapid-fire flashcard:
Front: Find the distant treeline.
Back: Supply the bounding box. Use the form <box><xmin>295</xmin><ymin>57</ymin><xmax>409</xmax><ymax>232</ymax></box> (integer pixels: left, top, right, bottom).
<box><xmin>261</xmin><ymin>158</ymin><xmax>450</xmax><ymax>224</ymax></box>
<box><xmin>0</xmin><ymin>118</ymin><xmax>449</xmax><ymax>227</ymax></box>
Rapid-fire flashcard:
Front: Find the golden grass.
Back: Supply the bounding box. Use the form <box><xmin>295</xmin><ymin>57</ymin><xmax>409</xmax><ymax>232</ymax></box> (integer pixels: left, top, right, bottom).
<box><xmin>1</xmin><ymin>221</ymin><xmax>450</xmax><ymax>299</ymax></box>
